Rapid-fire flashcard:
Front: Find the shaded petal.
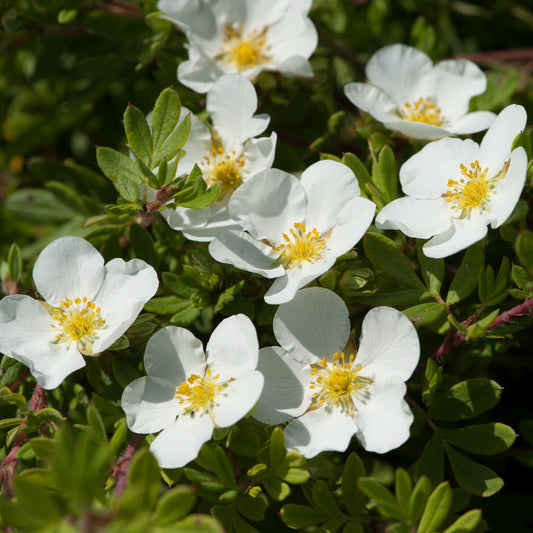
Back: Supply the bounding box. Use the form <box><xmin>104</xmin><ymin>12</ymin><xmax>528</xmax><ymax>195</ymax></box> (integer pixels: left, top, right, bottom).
<box><xmin>144</xmin><ymin>326</ymin><xmax>206</xmax><ymax>384</ymax></box>
<box><xmin>268</xmin><ymin>14</ymin><xmax>317</xmax><ymax>64</ymax></box>
<box><xmin>284</xmin><ymin>406</ymin><xmax>357</xmax><ymax>458</ymax></box>
<box><xmin>92</xmin><ymin>259</ymin><xmax>159</xmax><ymax>353</ymax></box>
<box><xmin>158</xmin><ymin>0</ymin><xmax>217</xmax><ymax>38</ymax></box>
<box><xmin>447</xmin><ymin>111</ymin><xmax>496</xmax><ymax>135</ymax></box>
<box><xmin>488</xmin><ymin>147</ymin><xmax>528</xmax><ymax>228</ymax></box>
<box><xmin>355</xmin><ymin>306</ymin><xmax>420</xmax><ymax>381</ymax></box>
<box><xmin>209</xmin><ymin>230</ymin><xmax>283</xmax><ymax>278</ymax></box>
<box><xmin>206</xmin><ymin>314</ymin><xmax>259</xmax><ymax>380</ymax></box>
<box><xmin>213</xmin><ymin>371</ymin><xmax>264</xmax><ymax>427</ymax></box>
<box><xmin>344</xmin><ymin>83</ymin><xmax>398</xmax><ymax>122</ymax></box>
<box><xmin>355</xmin><ymin>378</ymin><xmax>413</xmax><ymax>453</ymax></box>
<box><xmin>243</xmin><ymin>133</ymin><xmax>277</xmax><ymax>177</ymax></box>
<box><xmin>365</xmin><ymin>44</ymin><xmax>433</xmax><ymax>105</ymax></box>
<box><xmin>121</xmin><ymin>376</ymin><xmax>180</xmax><ymax>433</ymax></box>
<box><xmin>253</xmin><ymin>346</ymin><xmax>312</xmax><ymax>424</ymax></box>
<box><xmin>176</xmin><ymin>110</ymin><xmax>212</xmax><ymax>173</ymax></box>
<box><xmin>207</xmin><ymin>74</ymin><xmax>269</xmax><ymax>148</ymax></box>
<box><xmin>0</xmin><ymin>295</ymin><xmax>85</xmax><ymax>389</ymax></box>
<box><xmin>382</xmin><ymin>120</ymin><xmax>451</xmax><ymax>140</ymax></box>
<box><xmin>480</xmin><ymin>104</ymin><xmax>527</xmax><ymax>176</ymax></box>
<box><xmin>400</xmin><ymin>138</ymin><xmax>479</xmax><ymax>198</ymax></box>
<box><xmin>33</xmin><ymin>236</ymin><xmax>104</xmax><ymax>306</ymax></box>
<box><xmin>423</xmin><ymin>214</ymin><xmax>488</xmax><ymax>258</ymax></box>
<box><xmin>243</xmin><ymin>0</ymin><xmax>289</xmax><ymax>32</ymax></box>
<box><xmin>229</xmin><ymin>170</ymin><xmax>306</xmax><ymax>242</ymax></box>
<box><xmin>150</xmin><ymin>415</ymin><xmax>213</xmax><ymax>469</ymax></box>
<box><xmin>177</xmin><ymin>51</ymin><xmax>224</xmax><ymax>94</ymax></box>
<box><xmin>273</xmin><ymin>287</ymin><xmax>350</xmax><ymax>363</ymax></box>
<box><xmin>162</xmin><ymin>205</ymin><xmax>210</xmax><ymax>234</ymax></box>
<box><xmin>375</xmin><ymin>197</ymin><xmax>451</xmax><ymax>239</ymax></box>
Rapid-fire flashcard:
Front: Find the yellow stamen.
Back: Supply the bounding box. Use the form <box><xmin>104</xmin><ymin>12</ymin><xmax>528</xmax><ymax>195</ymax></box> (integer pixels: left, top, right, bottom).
<box><xmin>273</xmin><ymin>222</ymin><xmax>326</xmax><ymax>267</ymax></box>
<box><xmin>201</xmin><ymin>145</ymin><xmax>246</xmax><ymax>198</ymax></box>
<box><xmin>400</xmin><ymin>97</ymin><xmax>444</xmax><ymax>126</ymax></box>
<box><xmin>221</xmin><ymin>25</ymin><xmax>270</xmax><ymax>71</ymax></box>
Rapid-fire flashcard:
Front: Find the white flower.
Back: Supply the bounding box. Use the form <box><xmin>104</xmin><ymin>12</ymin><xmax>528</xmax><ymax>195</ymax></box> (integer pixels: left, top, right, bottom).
<box><xmin>0</xmin><ymin>237</ymin><xmax>159</xmax><ymax>389</ymax></box>
<box><xmin>160</xmin><ymin>0</ymin><xmax>318</xmax><ymax>93</ymax></box>
<box><xmin>208</xmin><ymin>160</ymin><xmax>375</xmax><ymax>305</ymax></box>
<box><xmin>252</xmin><ymin>288</ymin><xmax>420</xmax><ymax>457</ymax></box>
<box><xmin>162</xmin><ymin>73</ymin><xmax>276</xmax><ymax>242</ymax></box>
<box><xmin>121</xmin><ymin>316</ymin><xmax>263</xmax><ymax>469</ymax></box>
<box><xmin>375</xmin><ymin>104</ymin><xmax>528</xmax><ymax>258</ymax></box>
<box><xmin>344</xmin><ymin>44</ymin><xmax>496</xmax><ymax>139</ymax></box>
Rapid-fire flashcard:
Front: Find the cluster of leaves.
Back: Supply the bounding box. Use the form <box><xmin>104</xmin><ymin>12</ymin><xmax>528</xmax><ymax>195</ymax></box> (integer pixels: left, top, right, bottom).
<box><xmin>2</xmin><ymin>0</ymin><xmax>533</xmax><ymax>532</ymax></box>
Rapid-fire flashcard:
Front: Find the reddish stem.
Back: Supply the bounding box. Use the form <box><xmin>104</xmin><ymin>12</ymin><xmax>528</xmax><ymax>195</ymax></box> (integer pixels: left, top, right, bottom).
<box><xmin>113</xmin><ymin>433</ymin><xmax>142</xmax><ymax>497</ymax></box>
<box><xmin>453</xmin><ymin>48</ymin><xmax>533</xmax><ymax>62</ymax></box>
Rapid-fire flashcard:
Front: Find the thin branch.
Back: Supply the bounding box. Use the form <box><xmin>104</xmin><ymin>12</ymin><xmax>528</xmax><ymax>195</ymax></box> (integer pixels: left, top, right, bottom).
<box><xmin>113</xmin><ymin>433</ymin><xmax>142</xmax><ymax>497</ymax></box>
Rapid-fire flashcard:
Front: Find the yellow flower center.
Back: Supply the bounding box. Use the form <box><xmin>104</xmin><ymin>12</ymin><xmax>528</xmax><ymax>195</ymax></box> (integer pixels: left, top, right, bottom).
<box><xmin>49</xmin><ymin>297</ymin><xmax>105</xmax><ymax>355</ymax></box>
<box><xmin>273</xmin><ymin>223</ymin><xmax>326</xmax><ymax>268</ymax></box>
<box><xmin>201</xmin><ymin>145</ymin><xmax>245</xmax><ymax>198</ymax></box>
<box><xmin>222</xmin><ymin>25</ymin><xmax>270</xmax><ymax>71</ymax></box>
<box><xmin>400</xmin><ymin>97</ymin><xmax>444</xmax><ymax>126</ymax></box>
<box><xmin>175</xmin><ymin>367</ymin><xmax>224</xmax><ymax>417</ymax></box>
<box><xmin>442</xmin><ymin>159</ymin><xmax>510</xmax><ymax>217</ymax></box>
<box><xmin>309</xmin><ymin>352</ymin><xmax>373</xmax><ymax>416</ymax></box>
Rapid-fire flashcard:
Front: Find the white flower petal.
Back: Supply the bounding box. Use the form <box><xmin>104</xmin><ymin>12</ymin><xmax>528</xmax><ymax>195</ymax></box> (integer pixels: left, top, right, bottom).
<box><xmin>375</xmin><ymin>197</ymin><xmax>451</xmax><ymax>239</ymax></box>
<box><xmin>423</xmin><ymin>214</ymin><xmax>488</xmax><ymax>258</ymax></box>
<box><xmin>344</xmin><ymin>83</ymin><xmax>398</xmax><ymax>122</ymax></box>
<box><xmin>162</xmin><ymin>205</ymin><xmax>210</xmax><ymax>234</ymax></box>
<box><xmin>213</xmin><ymin>371</ymin><xmax>264</xmax><ymax>427</ymax></box>
<box><xmin>121</xmin><ymin>376</ymin><xmax>180</xmax><ymax>434</ymax></box>
<box><xmin>150</xmin><ymin>414</ymin><xmax>214</xmax><ymax>469</ymax></box>
<box><xmin>447</xmin><ymin>111</ymin><xmax>496</xmax><ymax>135</ymax></box>
<box><xmin>33</xmin><ymin>236</ymin><xmax>104</xmax><ymax>306</ymax></box>
<box><xmin>253</xmin><ymin>346</ymin><xmax>312</xmax><ymax>424</ymax></box>
<box><xmin>0</xmin><ymin>294</ymin><xmax>85</xmax><ymax>389</ymax></box>
<box><xmin>243</xmin><ymin>133</ymin><xmax>277</xmax><ymax>176</ymax></box>
<box><xmin>365</xmin><ymin>44</ymin><xmax>433</xmax><ymax>105</ymax></box>
<box><xmin>242</xmin><ymin>0</ymin><xmax>290</xmax><ymax>33</ymax></box>
<box><xmin>355</xmin><ymin>306</ymin><xmax>420</xmax><ymax>381</ymax></box>
<box><xmin>206</xmin><ymin>314</ymin><xmax>259</xmax><ymax>380</ymax></box>
<box><xmin>354</xmin><ymin>378</ymin><xmax>413</xmax><ymax>453</ymax></box>
<box><xmin>273</xmin><ymin>287</ymin><xmax>350</xmax><ymax>364</ymax></box>
<box><xmin>382</xmin><ymin>120</ymin><xmax>451</xmax><ymax>140</ymax></box>
<box><xmin>267</xmin><ymin>14</ymin><xmax>317</xmax><ymax>64</ymax></box>
<box><xmin>488</xmin><ymin>147</ymin><xmax>528</xmax><ymax>227</ymax></box>
<box><xmin>400</xmin><ymin>138</ymin><xmax>479</xmax><ymax>198</ymax></box>
<box><xmin>207</xmin><ymin>74</ymin><xmax>269</xmax><ymax>148</ymax></box>
<box><xmin>158</xmin><ymin>0</ymin><xmax>217</xmax><ymax>37</ymax></box>
<box><xmin>229</xmin><ymin>169</ymin><xmax>306</xmax><ymax>242</ymax></box>
<box><xmin>144</xmin><ymin>326</ymin><xmax>206</xmax><ymax>384</ymax></box>
<box><xmin>480</xmin><ymin>104</ymin><xmax>527</xmax><ymax>176</ymax></box>
<box><xmin>284</xmin><ymin>406</ymin><xmax>357</xmax><ymax>458</ymax></box>
<box><xmin>177</xmin><ymin>52</ymin><xmax>224</xmax><ymax>94</ymax></box>
<box><xmin>209</xmin><ymin>230</ymin><xmax>283</xmax><ymax>278</ymax></box>
<box><xmin>92</xmin><ymin>258</ymin><xmax>159</xmax><ymax>353</ymax></box>
<box><xmin>176</xmin><ymin>110</ymin><xmax>212</xmax><ymax>174</ymax></box>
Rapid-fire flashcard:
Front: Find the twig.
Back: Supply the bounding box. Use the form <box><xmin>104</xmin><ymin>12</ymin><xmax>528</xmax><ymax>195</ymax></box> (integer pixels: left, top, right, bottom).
<box><xmin>113</xmin><ymin>433</ymin><xmax>142</xmax><ymax>497</ymax></box>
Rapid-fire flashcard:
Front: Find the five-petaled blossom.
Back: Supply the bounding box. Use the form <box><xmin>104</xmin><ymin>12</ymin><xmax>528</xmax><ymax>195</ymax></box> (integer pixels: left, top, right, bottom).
<box><xmin>121</xmin><ymin>317</ymin><xmax>264</xmax><ymax>468</ymax></box>
<box><xmin>0</xmin><ymin>236</ymin><xmax>159</xmax><ymax>389</ymax></box>
<box><xmin>375</xmin><ymin>104</ymin><xmax>528</xmax><ymax>258</ymax></box>
<box><xmin>344</xmin><ymin>44</ymin><xmax>496</xmax><ymax>139</ymax></box>
<box><xmin>158</xmin><ymin>0</ymin><xmax>318</xmax><ymax>93</ymax></box>
<box><xmin>208</xmin><ymin>160</ymin><xmax>376</xmax><ymax>305</ymax></box>
<box><xmin>252</xmin><ymin>287</ymin><xmax>420</xmax><ymax>457</ymax></box>
<box><xmin>161</xmin><ymin>73</ymin><xmax>277</xmax><ymax>241</ymax></box>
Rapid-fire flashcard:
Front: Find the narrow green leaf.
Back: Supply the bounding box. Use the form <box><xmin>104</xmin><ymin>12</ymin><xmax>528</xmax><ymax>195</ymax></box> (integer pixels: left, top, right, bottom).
<box><xmin>375</xmin><ymin>144</ymin><xmax>398</xmax><ymax>202</ymax></box>
<box><xmin>341</xmin><ymin>152</ymin><xmax>371</xmax><ymax>199</ymax></box>
<box><xmin>394</xmin><ymin>468</ymin><xmax>412</xmax><ymax>517</ymax></box>
<box><xmin>414</xmin><ymin>433</ymin><xmax>445</xmax><ymax>488</ymax></box>
<box><xmin>342</xmin><ymin>452</ymin><xmax>367</xmax><ymax>517</ymax></box>
<box><xmin>363</xmin><ymin>232</ymin><xmax>425</xmax><ymax>289</ymax></box>
<box><xmin>358</xmin><ymin>478</ymin><xmax>403</xmax><ymax>519</ymax></box>
<box><xmin>312</xmin><ymin>480</ymin><xmax>342</xmax><ymax>515</ymax></box>
<box><xmin>153</xmin><ymin>113</ymin><xmax>191</xmax><ymax>167</ymax></box>
<box><xmin>86</xmin><ymin>405</ymin><xmax>107</xmax><ymax>446</ymax></box>
<box><xmin>124</xmin><ymin>104</ymin><xmax>152</xmax><ymax>164</ymax></box>
<box><xmin>418</xmin><ymin>481</ymin><xmax>452</xmax><ymax>533</ymax></box>
<box><xmin>403</xmin><ymin>302</ymin><xmax>446</xmax><ymax>328</ymax></box>
<box><xmin>417</xmin><ymin>241</ymin><xmax>445</xmax><ymax>294</ymax></box>
<box><xmin>153</xmin><ymin>486</ymin><xmax>196</xmax><ymax>526</ymax></box>
<box><xmin>446</xmin><ymin>242</ymin><xmax>484</xmax><ymax>305</ymax></box>
<box><xmin>443</xmin><ymin>509</ymin><xmax>482</xmax><ymax>533</ymax></box>
<box><xmin>408</xmin><ymin>476</ymin><xmax>432</xmax><ymax>523</ymax></box>
<box><xmin>7</xmin><ymin>243</ymin><xmax>22</xmax><ymax>282</ymax></box>
<box><xmin>281</xmin><ymin>504</ymin><xmax>328</xmax><ymax>529</ymax></box>
<box><xmin>446</xmin><ymin>445</ymin><xmax>503</xmax><ymax>497</ymax></box>
<box><xmin>354</xmin><ymin>288</ymin><xmax>432</xmax><ymax>306</ymax></box>
<box><xmin>440</xmin><ymin>423</ymin><xmax>516</xmax><ymax>455</ymax></box>
<box><xmin>269</xmin><ymin>427</ymin><xmax>286</xmax><ymax>469</ymax></box>
<box><xmin>126</xmin><ymin>448</ymin><xmax>161</xmax><ymax>509</ymax></box>
<box><xmin>152</xmin><ymin>87</ymin><xmax>182</xmax><ymax>151</ymax></box>
<box><xmin>428</xmin><ymin>379</ymin><xmax>502</xmax><ymax>421</ymax></box>
<box><xmin>212</xmin><ymin>446</ymin><xmax>237</xmax><ymax>489</ymax></box>
<box><xmin>515</xmin><ymin>229</ymin><xmax>533</xmax><ymax>271</ymax></box>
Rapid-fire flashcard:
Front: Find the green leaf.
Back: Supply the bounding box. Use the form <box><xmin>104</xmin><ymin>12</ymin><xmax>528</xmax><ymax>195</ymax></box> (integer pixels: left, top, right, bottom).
<box><xmin>96</xmin><ymin>147</ymin><xmax>144</xmax><ymax>201</ymax></box>
<box><xmin>446</xmin><ymin>242</ymin><xmax>484</xmax><ymax>305</ymax></box>
<box><xmin>124</xmin><ymin>103</ymin><xmax>153</xmax><ymax>164</ymax></box>
<box><xmin>414</xmin><ymin>433</ymin><xmax>445</xmax><ymax>488</ymax></box>
<box><xmin>417</xmin><ymin>241</ymin><xmax>444</xmax><ymax>295</ymax></box>
<box><xmin>363</xmin><ymin>232</ymin><xmax>425</xmax><ymax>289</ymax></box>
<box><xmin>342</xmin><ymin>452</ymin><xmax>367</xmax><ymax>517</ymax></box>
<box><xmin>281</xmin><ymin>504</ymin><xmax>329</xmax><ymax>529</ymax></box>
<box><xmin>515</xmin><ymin>229</ymin><xmax>533</xmax><ymax>272</ymax></box>
<box><xmin>151</xmin><ymin>87</ymin><xmax>182</xmax><ymax>152</ymax></box>
<box><xmin>342</xmin><ymin>521</ymin><xmax>364</xmax><ymax>533</ymax></box>
<box><xmin>236</xmin><ymin>494</ymin><xmax>266</xmax><ymax>522</ymax></box>
<box><xmin>173</xmin><ymin>514</ymin><xmax>224</xmax><ymax>533</ymax></box>
<box><xmin>312</xmin><ymin>480</ymin><xmax>342</xmax><ymax>515</ymax></box>
<box><xmin>394</xmin><ymin>468</ymin><xmax>412</xmax><ymax>517</ymax></box>
<box><xmin>269</xmin><ymin>427</ymin><xmax>286</xmax><ymax>469</ymax></box>
<box><xmin>153</xmin><ymin>486</ymin><xmax>196</xmax><ymax>526</ymax></box>
<box><xmin>375</xmin><ymin>144</ymin><xmax>398</xmax><ymax>202</ymax></box>
<box><xmin>442</xmin><ymin>509</ymin><xmax>482</xmax><ymax>533</ymax></box>
<box><xmin>446</xmin><ymin>445</ymin><xmax>503</xmax><ymax>497</ymax></box>
<box><xmin>144</xmin><ymin>295</ymin><xmax>191</xmax><ymax>315</ymax></box>
<box><xmin>212</xmin><ymin>446</ymin><xmax>237</xmax><ymax>489</ymax></box>
<box><xmin>126</xmin><ymin>448</ymin><xmax>161</xmax><ymax>509</ymax></box>
<box><xmin>403</xmin><ymin>302</ymin><xmax>446</xmax><ymax>328</ymax></box>
<box><xmin>428</xmin><ymin>378</ymin><xmax>502</xmax><ymax>421</ymax></box>
<box><xmin>263</xmin><ymin>477</ymin><xmax>290</xmax><ymax>501</ymax></box>
<box><xmin>440</xmin><ymin>423</ymin><xmax>516</xmax><ymax>455</ymax></box>
<box><xmin>422</xmin><ymin>358</ymin><xmax>443</xmax><ymax>407</ymax></box>
<box><xmin>7</xmin><ymin>242</ymin><xmax>22</xmax><ymax>282</ymax></box>
<box><xmin>6</xmin><ymin>189</ymin><xmax>78</xmax><ymax>224</ymax></box>
<box><xmin>153</xmin><ymin>113</ymin><xmax>191</xmax><ymax>168</ymax></box>
<box><xmin>130</xmin><ymin>224</ymin><xmax>159</xmax><ymax>268</ymax></box>
<box><xmin>418</xmin><ymin>481</ymin><xmax>452</xmax><ymax>533</ymax></box>
<box><xmin>341</xmin><ymin>153</ymin><xmax>371</xmax><ymax>199</ymax></box>
<box><xmin>354</xmin><ymin>288</ymin><xmax>432</xmax><ymax>306</ymax></box>
<box><xmin>358</xmin><ymin>478</ymin><xmax>403</xmax><ymax>519</ymax></box>
<box><xmin>408</xmin><ymin>476</ymin><xmax>432</xmax><ymax>523</ymax></box>
<box><xmin>179</xmin><ymin>182</ymin><xmax>221</xmax><ymax>210</ymax></box>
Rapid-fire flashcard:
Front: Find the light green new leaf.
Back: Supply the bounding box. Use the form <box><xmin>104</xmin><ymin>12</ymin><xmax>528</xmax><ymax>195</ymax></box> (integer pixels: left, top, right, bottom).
<box><xmin>418</xmin><ymin>481</ymin><xmax>452</xmax><ymax>533</ymax></box>
<box><xmin>408</xmin><ymin>476</ymin><xmax>432</xmax><ymax>524</ymax></box>
<box><xmin>151</xmin><ymin>87</ymin><xmax>182</xmax><ymax>151</ymax></box>
<box><xmin>358</xmin><ymin>478</ymin><xmax>403</xmax><ymax>520</ymax></box>
<box><xmin>124</xmin><ymin>103</ymin><xmax>153</xmax><ymax>164</ymax></box>
<box><xmin>375</xmin><ymin>144</ymin><xmax>398</xmax><ymax>202</ymax></box>
<box><xmin>443</xmin><ymin>509</ymin><xmax>482</xmax><ymax>533</ymax></box>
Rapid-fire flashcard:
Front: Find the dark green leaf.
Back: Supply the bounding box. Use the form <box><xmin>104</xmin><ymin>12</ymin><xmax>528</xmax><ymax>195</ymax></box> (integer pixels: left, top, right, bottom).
<box><xmin>124</xmin><ymin>104</ymin><xmax>153</xmax><ymax>164</ymax></box>
<box><xmin>151</xmin><ymin>87</ymin><xmax>182</xmax><ymax>152</ymax></box>
<box><xmin>375</xmin><ymin>144</ymin><xmax>398</xmax><ymax>202</ymax></box>
<box><xmin>358</xmin><ymin>478</ymin><xmax>402</xmax><ymax>519</ymax></box>
<box><xmin>417</xmin><ymin>241</ymin><xmax>445</xmax><ymax>295</ymax></box>
<box><xmin>7</xmin><ymin>242</ymin><xmax>22</xmax><ymax>282</ymax></box>
<box><xmin>96</xmin><ymin>147</ymin><xmax>144</xmax><ymax>201</ymax></box>
<box><xmin>342</xmin><ymin>452</ymin><xmax>367</xmax><ymax>517</ymax></box>
<box><xmin>281</xmin><ymin>504</ymin><xmax>329</xmax><ymax>529</ymax></box>
<box><xmin>516</xmin><ymin>229</ymin><xmax>533</xmax><ymax>272</ymax></box>
<box><xmin>403</xmin><ymin>302</ymin><xmax>446</xmax><ymax>328</ymax></box>
<box><xmin>414</xmin><ymin>434</ymin><xmax>445</xmax><ymax>488</ymax></box>
<box><xmin>153</xmin><ymin>114</ymin><xmax>191</xmax><ymax>168</ymax></box>
<box><xmin>440</xmin><ymin>423</ymin><xmax>516</xmax><ymax>455</ymax></box>
<box><xmin>446</xmin><ymin>242</ymin><xmax>484</xmax><ymax>305</ymax></box>
<box><xmin>341</xmin><ymin>152</ymin><xmax>371</xmax><ymax>199</ymax></box>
